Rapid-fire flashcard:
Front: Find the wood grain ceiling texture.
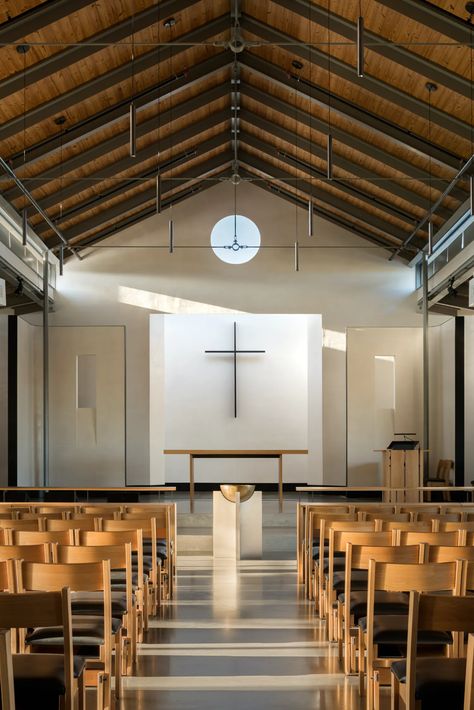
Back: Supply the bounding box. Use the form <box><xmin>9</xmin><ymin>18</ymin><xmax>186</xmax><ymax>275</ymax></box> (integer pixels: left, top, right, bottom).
<box><xmin>0</xmin><ymin>0</ymin><xmax>472</xmax><ymax>259</ymax></box>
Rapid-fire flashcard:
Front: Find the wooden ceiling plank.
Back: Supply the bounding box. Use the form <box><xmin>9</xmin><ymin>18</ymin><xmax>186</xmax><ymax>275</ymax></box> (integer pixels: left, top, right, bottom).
<box><xmin>35</xmin><ymin>108</ymin><xmax>229</xmax><ymax>219</ymax></box>
<box><xmin>374</xmin><ymin>0</ymin><xmax>474</xmax><ymax>44</ymax></box>
<box><xmin>239</xmin><ymin>105</ymin><xmax>450</xmax><ymax>216</ymax></box>
<box><xmin>47</xmin><ymin>142</ymin><xmax>232</xmax><ymax>247</ymax></box>
<box><xmin>0</xmin><ymin>14</ymin><xmax>230</xmax><ymax>143</ymax></box>
<box><xmin>242</xmin><ymin>52</ymin><xmax>461</xmax><ymax>171</ymax></box>
<box><xmin>0</xmin><ymin>0</ymin><xmax>202</xmax><ymax>100</ymax></box>
<box><xmin>71</xmin><ymin>173</ymin><xmax>226</xmax><ymax>253</ymax></box>
<box><xmin>271</xmin><ymin>0</ymin><xmax>473</xmax><ymax>99</ymax></box>
<box><xmin>241</xmin><ymin>14</ymin><xmax>473</xmax><ymax>143</ymax></box>
<box><xmin>0</xmin><ymin>0</ymin><xmax>95</xmax><ymax>44</ymax></box>
<box><xmin>242</xmin><ymin>69</ymin><xmax>465</xmax><ymax>198</ymax></box>
<box><xmin>240</xmin><ymin>149</ymin><xmax>407</xmax><ymax>241</ymax></box>
<box><xmin>8</xmin><ymin>52</ymin><xmax>230</xmax><ymax>170</ymax></box>
<box><xmin>242</xmin><ymin>130</ymin><xmax>420</xmax><ymax>225</ymax></box>
<box><xmin>7</xmin><ymin>82</ymin><xmax>229</xmax><ymax>200</ymax></box>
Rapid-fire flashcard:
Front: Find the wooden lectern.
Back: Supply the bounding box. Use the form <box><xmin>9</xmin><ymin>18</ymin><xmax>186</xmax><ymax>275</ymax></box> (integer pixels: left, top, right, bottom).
<box><xmin>376</xmin><ymin>447</ymin><xmax>426</xmax><ymax>503</ymax></box>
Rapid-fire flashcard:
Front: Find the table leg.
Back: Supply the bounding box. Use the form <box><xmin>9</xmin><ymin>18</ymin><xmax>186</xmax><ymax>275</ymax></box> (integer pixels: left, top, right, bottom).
<box><xmin>278</xmin><ymin>455</ymin><xmax>283</xmax><ymax>513</ymax></box>
<box><xmin>189</xmin><ymin>455</ymin><xmax>195</xmax><ymax>514</ymax></box>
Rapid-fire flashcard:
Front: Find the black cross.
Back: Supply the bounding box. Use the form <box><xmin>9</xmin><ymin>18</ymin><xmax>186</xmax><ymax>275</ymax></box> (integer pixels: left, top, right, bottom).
<box><xmin>205</xmin><ymin>321</ymin><xmax>266</xmax><ymax>418</ymax></box>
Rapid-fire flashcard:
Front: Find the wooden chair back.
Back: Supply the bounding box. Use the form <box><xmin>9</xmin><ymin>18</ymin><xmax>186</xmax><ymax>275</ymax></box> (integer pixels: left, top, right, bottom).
<box><xmin>347</xmin><ymin>542</ymin><xmax>423</xmax><ymax>571</ymax></box>
<box><xmin>360</xmin><ymin>512</ymin><xmax>411</xmax><ymax>522</ymax></box>
<box><xmin>0</xmin><ymin>588</ymin><xmax>74</xmax><ymax>708</ymax></box>
<box><xmin>427</xmin><ymin>545</ymin><xmax>474</xmax><ymax>563</ymax></box>
<box><xmin>0</xmin><ymin>519</ymin><xmax>44</xmax><ymax>532</ymax></box>
<box><xmin>11</xmin><ymin>530</ymin><xmax>75</xmax><ymax>546</ymax></box>
<box><xmin>416</xmin><ymin>512</ymin><xmax>462</xmax><ymax>523</ymax></box>
<box><xmin>0</xmin><ymin>544</ymin><xmax>50</xmax><ymax>564</ymax></box>
<box><xmin>81</xmin><ymin>506</ymin><xmax>122</xmax><ymax>516</ymax></box>
<box><xmin>399</xmin><ymin>505</ymin><xmax>441</xmax><ymax>514</ymax></box>
<box><xmin>20</xmin><ymin>560</ymin><xmax>112</xmax><ymax>677</ymax></box>
<box><xmin>397</xmin><ymin>530</ymin><xmax>464</xmax><ymax>546</ymax></box>
<box><xmin>378</xmin><ymin>521</ymin><xmax>432</xmax><ymax>532</ymax></box>
<box><xmin>46</xmin><ymin>518</ymin><xmax>100</xmax><ymax>532</ymax></box>
<box><xmin>79</xmin><ymin>530</ymin><xmax>143</xmax><ymax>591</ymax></box>
<box><xmin>404</xmin><ymin>590</ymin><xmax>474</xmax><ymax>709</ymax></box>
<box><xmin>18</xmin><ymin>512</ymin><xmax>69</xmax><ymax>521</ymax></box>
<box><xmin>368</xmin><ymin>559</ymin><xmax>462</xmax><ymax>595</ymax></box>
<box><xmin>33</xmin><ymin>506</ymin><xmax>78</xmax><ymax>516</ymax></box>
<box><xmin>438</xmin><ymin>522</ymin><xmax>474</xmax><ymax>533</ymax></box>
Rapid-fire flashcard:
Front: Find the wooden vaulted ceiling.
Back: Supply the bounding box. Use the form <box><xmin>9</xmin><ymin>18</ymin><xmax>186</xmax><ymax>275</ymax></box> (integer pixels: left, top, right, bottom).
<box><xmin>0</xmin><ymin>0</ymin><xmax>473</xmax><ymax>261</ymax></box>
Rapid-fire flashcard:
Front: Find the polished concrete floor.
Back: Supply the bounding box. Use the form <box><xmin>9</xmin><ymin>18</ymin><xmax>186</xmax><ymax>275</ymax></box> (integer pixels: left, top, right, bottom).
<box><xmin>114</xmin><ymin>557</ymin><xmax>387</xmax><ymax>709</ymax></box>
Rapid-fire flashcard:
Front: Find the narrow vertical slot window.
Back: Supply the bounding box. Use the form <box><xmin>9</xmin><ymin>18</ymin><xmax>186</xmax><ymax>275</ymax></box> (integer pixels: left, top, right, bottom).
<box><xmin>76</xmin><ymin>354</ymin><xmax>96</xmax><ymax>409</ymax></box>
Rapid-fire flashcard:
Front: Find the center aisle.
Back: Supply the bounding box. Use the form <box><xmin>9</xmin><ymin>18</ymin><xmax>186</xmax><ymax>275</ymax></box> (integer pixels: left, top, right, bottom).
<box><xmin>121</xmin><ymin>558</ymin><xmax>367</xmax><ymax>709</ymax></box>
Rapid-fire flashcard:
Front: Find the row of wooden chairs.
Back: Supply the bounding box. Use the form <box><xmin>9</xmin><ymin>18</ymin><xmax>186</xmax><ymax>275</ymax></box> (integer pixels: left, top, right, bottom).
<box><xmin>298</xmin><ymin>503</ymin><xmax>474</xmax><ymax>598</ymax></box>
<box><xmin>0</xmin><ymin>502</ymin><xmax>177</xmax><ymax>709</ymax></box>
<box><xmin>308</xmin><ymin>515</ymin><xmax>474</xmax><ymax>709</ymax></box>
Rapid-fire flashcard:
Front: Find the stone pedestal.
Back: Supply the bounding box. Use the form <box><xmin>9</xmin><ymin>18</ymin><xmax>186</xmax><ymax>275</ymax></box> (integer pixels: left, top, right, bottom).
<box><xmin>213</xmin><ymin>490</ymin><xmax>262</xmax><ymax>560</ymax></box>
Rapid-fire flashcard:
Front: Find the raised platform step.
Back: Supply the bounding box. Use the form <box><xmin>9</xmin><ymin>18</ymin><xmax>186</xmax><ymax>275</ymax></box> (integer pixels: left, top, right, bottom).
<box><xmin>178</xmin><ymin>512</ymin><xmax>295</xmax><ymax>530</ymax></box>
<box><xmin>177</xmin><ymin>528</ymin><xmax>295</xmax><ymax>555</ymax></box>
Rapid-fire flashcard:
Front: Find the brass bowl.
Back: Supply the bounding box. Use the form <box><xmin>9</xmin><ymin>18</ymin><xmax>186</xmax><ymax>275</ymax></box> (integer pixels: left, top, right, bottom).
<box><xmin>220</xmin><ymin>484</ymin><xmax>255</xmax><ymax>503</ymax></box>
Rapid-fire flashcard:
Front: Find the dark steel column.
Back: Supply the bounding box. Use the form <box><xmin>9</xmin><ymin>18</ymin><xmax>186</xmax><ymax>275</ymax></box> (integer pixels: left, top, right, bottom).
<box><xmin>42</xmin><ymin>255</ymin><xmax>49</xmax><ymax>486</ymax></box>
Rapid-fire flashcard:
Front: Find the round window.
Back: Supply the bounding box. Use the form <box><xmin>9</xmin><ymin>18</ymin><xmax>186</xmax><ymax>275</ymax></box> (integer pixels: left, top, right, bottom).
<box><xmin>210</xmin><ymin>215</ymin><xmax>260</xmax><ymax>264</ymax></box>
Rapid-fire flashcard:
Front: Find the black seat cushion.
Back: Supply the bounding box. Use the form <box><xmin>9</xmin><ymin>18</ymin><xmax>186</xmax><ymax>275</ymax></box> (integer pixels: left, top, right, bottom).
<box><xmin>391</xmin><ymin>658</ymin><xmax>466</xmax><ymax>708</ymax></box>
<box><xmin>111</xmin><ymin>569</ymin><xmax>142</xmax><ymax>586</ymax></box>
<box><xmin>1</xmin><ymin>654</ymin><xmax>86</xmax><ymax>710</ymax></box>
<box><xmin>26</xmin><ymin>615</ymin><xmax>122</xmax><ymax>648</ymax></box>
<box><xmin>312</xmin><ymin>546</ymin><xmax>344</xmax><ymax>561</ymax></box>
<box><xmin>331</xmin><ymin>570</ymin><xmax>368</xmax><ymax>592</ymax></box>
<box><xmin>71</xmin><ymin>590</ymin><xmax>130</xmax><ymax>617</ymax></box>
<box><xmin>322</xmin><ymin>557</ymin><xmax>346</xmax><ymax>573</ymax></box>
<box><xmin>338</xmin><ymin>591</ymin><xmax>409</xmax><ymax>623</ymax></box>
<box><xmin>358</xmin><ymin>615</ymin><xmax>452</xmax><ymax>646</ymax></box>
<box><xmin>142</xmin><ymin>542</ymin><xmax>167</xmax><ymax>560</ymax></box>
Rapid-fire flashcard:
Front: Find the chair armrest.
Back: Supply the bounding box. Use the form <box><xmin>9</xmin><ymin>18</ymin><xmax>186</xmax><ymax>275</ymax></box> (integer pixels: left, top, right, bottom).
<box><xmin>0</xmin><ymin>628</ymin><xmax>15</xmax><ymax>710</ymax></box>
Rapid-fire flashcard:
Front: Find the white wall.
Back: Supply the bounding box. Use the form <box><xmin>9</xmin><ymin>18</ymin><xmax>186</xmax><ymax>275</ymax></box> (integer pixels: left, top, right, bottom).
<box><xmin>48</xmin><ymin>326</ymin><xmax>125</xmax><ymax>486</ymax></box>
<box><xmin>347</xmin><ymin>327</ymin><xmax>423</xmax><ymax>485</ymax></box>
<box><xmin>23</xmin><ymin>181</ymin><xmax>423</xmax><ymax>485</ymax></box>
<box><xmin>154</xmin><ymin>314</ymin><xmax>321</xmax><ymax>484</ymax></box>
<box><xmin>17</xmin><ymin>319</ymin><xmax>42</xmax><ymax>485</ymax></box>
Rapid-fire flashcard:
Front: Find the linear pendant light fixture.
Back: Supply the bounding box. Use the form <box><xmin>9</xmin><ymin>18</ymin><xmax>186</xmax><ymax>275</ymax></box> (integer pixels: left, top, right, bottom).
<box><xmin>470</xmin><ymin>174</ymin><xmax>474</xmax><ymax>218</ymax></box>
<box><xmin>59</xmin><ymin>245</ymin><xmax>64</xmax><ymax>276</ymax></box>
<box><xmin>426</xmin><ymin>81</ymin><xmax>437</xmax><ymax>256</ymax></box>
<box><xmin>308</xmin><ymin>199</ymin><xmax>314</xmax><ymax>237</ymax></box>
<box><xmin>129</xmin><ymin>101</ymin><xmax>136</xmax><ymax>158</ymax></box>
<box><xmin>327</xmin><ymin>1</ymin><xmax>333</xmax><ymax>180</ymax></box>
<box><xmin>294</xmin><ymin>240</ymin><xmax>299</xmax><ymax>271</ymax></box>
<box><xmin>327</xmin><ymin>134</ymin><xmax>333</xmax><ymax>180</ymax></box>
<box><xmin>168</xmin><ymin>219</ymin><xmax>174</xmax><ymax>253</ymax></box>
<box><xmin>129</xmin><ymin>4</ymin><xmax>136</xmax><ymax>158</ymax></box>
<box><xmin>22</xmin><ymin>206</ymin><xmax>28</xmax><ymax>246</ymax></box>
<box><xmin>156</xmin><ymin>171</ymin><xmax>162</xmax><ymax>214</ymax></box>
<box><xmin>357</xmin><ymin>2</ymin><xmax>365</xmax><ymax>78</ymax></box>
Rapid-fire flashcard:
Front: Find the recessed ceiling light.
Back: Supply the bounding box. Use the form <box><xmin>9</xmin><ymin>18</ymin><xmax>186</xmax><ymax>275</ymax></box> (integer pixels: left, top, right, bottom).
<box><xmin>16</xmin><ymin>44</ymin><xmax>30</xmax><ymax>54</ymax></box>
<box><xmin>292</xmin><ymin>60</ymin><xmax>303</xmax><ymax>70</ymax></box>
<box><xmin>163</xmin><ymin>17</ymin><xmax>176</xmax><ymax>28</ymax></box>
<box><xmin>54</xmin><ymin>116</ymin><xmax>67</xmax><ymax>126</ymax></box>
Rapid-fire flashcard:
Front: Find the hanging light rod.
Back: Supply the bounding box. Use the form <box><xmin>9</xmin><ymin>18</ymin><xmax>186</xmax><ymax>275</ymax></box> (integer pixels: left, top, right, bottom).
<box><xmin>308</xmin><ymin>199</ymin><xmax>314</xmax><ymax>237</ymax></box>
<box><xmin>156</xmin><ymin>171</ymin><xmax>162</xmax><ymax>214</ymax></box>
<box><xmin>294</xmin><ymin>240</ymin><xmax>299</xmax><ymax>271</ymax></box>
<box><xmin>168</xmin><ymin>219</ymin><xmax>174</xmax><ymax>253</ymax></box>
<box><xmin>470</xmin><ymin>174</ymin><xmax>474</xmax><ymax>217</ymax></box>
<box><xmin>22</xmin><ymin>207</ymin><xmax>28</xmax><ymax>246</ymax></box>
<box><xmin>129</xmin><ymin>101</ymin><xmax>137</xmax><ymax>158</ymax></box>
<box><xmin>327</xmin><ymin>134</ymin><xmax>333</xmax><ymax>180</ymax></box>
<box><xmin>59</xmin><ymin>245</ymin><xmax>64</xmax><ymax>275</ymax></box>
<box><xmin>428</xmin><ymin>220</ymin><xmax>434</xmax><ymax>255</ymax></box>
<box><xmin>357</xmin><ymin>15</ymin><xmax>364</xmax><ymax>78</ymax></box>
